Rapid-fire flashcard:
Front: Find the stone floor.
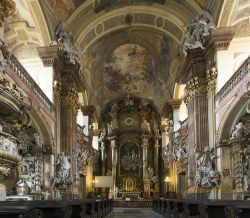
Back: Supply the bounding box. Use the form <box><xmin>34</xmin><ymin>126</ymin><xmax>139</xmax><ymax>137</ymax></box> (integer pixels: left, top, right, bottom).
<box><xmin>107</xmin><ymin>208</ymin><xmax>163</xmax><ymax>218</ymax></box>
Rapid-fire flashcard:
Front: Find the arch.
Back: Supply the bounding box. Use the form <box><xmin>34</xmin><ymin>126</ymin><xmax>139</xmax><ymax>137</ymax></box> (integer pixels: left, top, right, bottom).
<box><xmin>65</xmin><ymin>3</ymin><xmax>202</xmax><ymax>53</ymax></box>
<box><xmin>28</xmin><ymin>109</ymin><xmax>54</xmax><ymax>150</ymax></box>
<box><xmin>217</xmin><ymin>83</ymin><xmax>250</xmax><ymax>142</ymax></box>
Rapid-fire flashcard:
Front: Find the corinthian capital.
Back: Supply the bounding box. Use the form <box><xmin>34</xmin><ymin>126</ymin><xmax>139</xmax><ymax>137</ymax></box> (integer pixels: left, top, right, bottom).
<box><xmin>183</xmin><ymin>77</ymin><xmax>207</xmax><ymax>104</ymax></box>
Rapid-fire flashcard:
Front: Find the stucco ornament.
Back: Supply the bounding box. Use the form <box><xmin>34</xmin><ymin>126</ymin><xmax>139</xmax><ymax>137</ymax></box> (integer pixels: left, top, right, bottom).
<box><xmin>0</xmin><ymin>41</ymin><xmax>9</xmax><ymax>73</ymax></box>
<box><xmin>53</xmin><ymin>152</ymin><xmax>72</xmax><ymax>189</ymax></box>
<box><xmin>195</xmin><ymin>146</ymin><xmax>220</xmax><ymax>189</ymax></box>
<box><xmin>182</xmin><ymin>10</ymin><xmax>215</xmax><ymax>56</ymax></box>
<box><xmin>54</xmin><ymin>23</ymin><xmax>83</xmax><ymax>69</ymax></box>
<box><xmin>230</xmin><ymin>121</ymin><xmax>245</xmax><ymax>139</ymax></box>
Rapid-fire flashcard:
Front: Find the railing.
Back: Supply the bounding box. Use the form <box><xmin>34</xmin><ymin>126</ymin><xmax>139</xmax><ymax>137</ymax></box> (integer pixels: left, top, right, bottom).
<box><xmin>2</xmin><ymin>46</ymin><xmax>53</xmax><ymax>112</ymax></box>
<box><xmin>216</xmin><ymin>55</ymin><xmax>250</xmax><ymax>102</ymax></box>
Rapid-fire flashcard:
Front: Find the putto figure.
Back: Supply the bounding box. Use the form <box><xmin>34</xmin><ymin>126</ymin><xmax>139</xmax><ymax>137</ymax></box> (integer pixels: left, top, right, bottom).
<box><xmin>182</xmin><ymin>10</ymin><xmax>215</xmax><ymax>56</ymax></box>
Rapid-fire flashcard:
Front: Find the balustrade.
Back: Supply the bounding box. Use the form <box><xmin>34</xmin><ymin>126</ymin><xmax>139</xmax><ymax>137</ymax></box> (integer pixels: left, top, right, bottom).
<box><xmin>1</xmin><ymin>43</ymin><xmax>53</xmax><ymax>112</ymax></box>
<box><xmin>217</xmin><ymin>55</ymin><xmax>250</xmax><ymax>102</ymax></box>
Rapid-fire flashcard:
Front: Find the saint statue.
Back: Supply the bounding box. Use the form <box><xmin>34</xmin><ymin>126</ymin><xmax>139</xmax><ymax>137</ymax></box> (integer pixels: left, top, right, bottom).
<box><xmin>56</xmin><ymin>152</ymin><xmax>71</xmax><ymax>179</ymax></box>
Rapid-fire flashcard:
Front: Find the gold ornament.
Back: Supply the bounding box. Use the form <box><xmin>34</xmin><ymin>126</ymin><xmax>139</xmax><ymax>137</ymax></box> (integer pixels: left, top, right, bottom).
<box><xmin>0</xmin><ymin>0</ymin><xmax>16</xmax><ymax>27</ymax></box>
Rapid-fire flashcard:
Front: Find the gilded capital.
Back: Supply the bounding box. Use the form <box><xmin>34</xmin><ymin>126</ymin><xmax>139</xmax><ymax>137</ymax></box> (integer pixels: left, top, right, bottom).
<box><xmin>61</xmin><ymin>88</ymin><xmax>80</xmax><ymax>113</ymax></box>
<box><xmin>183</xmin><ymin>77</ymin><xmax>207</xmax><ymax>104</ymax></box>
<box><xmin>207</xmin><ymin>67</ymin><xmax>218</xmax><ymax>91</ymax></box>
<box><xmin>0</xmin><ymin>0</ymin><xmax>15</xmax><ymax>27</ymax></box>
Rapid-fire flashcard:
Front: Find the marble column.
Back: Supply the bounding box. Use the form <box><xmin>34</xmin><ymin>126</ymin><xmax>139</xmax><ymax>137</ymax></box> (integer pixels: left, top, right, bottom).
<box><xmin>184</xmin><ymin>76</ymin><xmax>209</xmax><ymax>199</ymax></box>
<box><xmin>100</xmin><ymin>142</ymin><xmax>106</xmax><ymax>175</ymax></box>
<box><xmin>81</xmin><ymin>105</ymin><xmax>96</xmax><ymax>193</ymax></box>
<box><xmin>108</xmin><ymin>136</ymin><xmax>117</xmax><ymax>197</ymax></box>
<box><xmin>168</xmin><ymin>99</ymin><xmax>182</xmax><ymax>131</ymax></box>
<box><xmin>207</xmin><ymin>67</ymin><xmax>217</xmax><ymax>149</ymax></box>
<box><xmin>153</xmin><ymin>134</ymin><xmax>161</xmax><ymax>197</ymax></box>
<box><xmin>160</xmin><ymin>118</ymin><xmax>173</xmax><ymax>195</ymax></box>
<box><xmin>142</xmin><ymin>135</ymin><xmax>150</xmax><ymax>197</ymax></box>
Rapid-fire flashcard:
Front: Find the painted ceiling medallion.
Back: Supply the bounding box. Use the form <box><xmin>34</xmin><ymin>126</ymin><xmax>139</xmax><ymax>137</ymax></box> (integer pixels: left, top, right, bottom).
<box><xmin>124</xmin><ymin>117</ymin><xmax>134</xmax><ymax>126</ymax></box>
<box><xmin>103</xmin><ymin>43</ymin><xmax>156</xmax><ymax>94</ymax></box>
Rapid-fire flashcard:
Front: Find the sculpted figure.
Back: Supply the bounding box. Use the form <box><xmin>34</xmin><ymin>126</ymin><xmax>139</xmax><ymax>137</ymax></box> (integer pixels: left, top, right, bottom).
<box><xmin>148</xmin><ymin>166</ymin><xmax>154</xmax><ymax>180</ymax></box>
<box><xmin>182</xmin><ymin>10</ymin><xmax>215</xmax><ymax>56</ymax></box>
<box><xmin>230</xmin><ymin>122</ymin><xmax>245</xmax><ymax>139</ymax></box>
<box><xmin>56</xmin><ymin>152</ymin><xmax>71</xmax><ymax>179</ymax></box>
<box><xmin>141</xmin><ymin>119</ymin><xmax>151</xmax><ymax>133</ymax></box>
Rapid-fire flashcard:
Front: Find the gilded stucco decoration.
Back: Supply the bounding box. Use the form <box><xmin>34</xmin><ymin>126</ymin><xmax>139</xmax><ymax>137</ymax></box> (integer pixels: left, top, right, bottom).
<box><xmin>0</xmin><ymin>0</ymin><xmax>15</xmax><ymax>27</ymax></box>
<box><xmin>183</xmin><ymin>77</ymin><xmax>207</xmax><ymax>105</ymax></box>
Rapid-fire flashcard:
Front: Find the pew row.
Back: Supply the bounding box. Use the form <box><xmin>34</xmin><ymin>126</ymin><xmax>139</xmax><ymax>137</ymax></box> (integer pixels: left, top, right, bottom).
<box><xmin>153</xmin><ymin>198</ymin><xmax>250</xmax><ymax>218</ymax></box>
<box><xmin>0</xmin><ymin>199</ymin><xmax>113</xmax><ymax>218</ymax></box>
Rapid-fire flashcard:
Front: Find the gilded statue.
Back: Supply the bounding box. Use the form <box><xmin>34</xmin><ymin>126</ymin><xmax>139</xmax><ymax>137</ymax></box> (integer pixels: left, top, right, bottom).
<box><xmin>0</xmin><ymin>0</ymin><xmax>16</xmax><ymax>26</ymax></box>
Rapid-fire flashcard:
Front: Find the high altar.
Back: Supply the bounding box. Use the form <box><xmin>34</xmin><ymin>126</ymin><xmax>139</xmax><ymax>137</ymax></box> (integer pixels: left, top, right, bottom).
<box><xmin>99</xmin><ymin>95</ymin><xmax>163</xmax><ymax>198</ymax></box>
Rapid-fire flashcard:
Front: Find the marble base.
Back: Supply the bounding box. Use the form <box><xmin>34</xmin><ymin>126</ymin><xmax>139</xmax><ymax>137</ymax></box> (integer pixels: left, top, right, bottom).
<box><xmin>0</xmin><ymin>184</ymin><xmax>6</xmax><ymax>201</ymax></box>
<box><xmin>187</xmin><ymin>186</ymin><xmax>209</xmax><ymax>200</ymax></box>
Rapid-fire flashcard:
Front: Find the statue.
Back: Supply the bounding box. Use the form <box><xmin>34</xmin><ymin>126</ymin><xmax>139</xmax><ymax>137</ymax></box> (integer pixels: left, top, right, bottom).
<box><xmin>141</xmin><ymin>119</ymin><xmax>151</xmax><ymax>133</ymax></box>
<box><xmin>77</xmin><ymin>149</ymin><xmax>89</xmax><ymax>176</ymax></box>
<box><xmin>55</xmin><ymin>23</ymin><xmax>83</xmax><ymax>69</ymax></box>
<box><xmin>34</xmin><ymin>133</ymin><xmax>43</xmax><ymax>147</ymax></box>
<box><xmin>230</xmin><ymin>122</ymin><xmax>245</xmax><ymax>139</ymax></box>
<box><xmin>195</xmin><ymin>146</ymin><xmax>220</xmax><ymax>189</ymax></box>
<box><xmin>243</xmin><ymin>175</ymin><xmax>248</xmax><ymax>192</ymax></box>
<box><xmin>53</xmin><ymin>152</ymin><xmax>72</xmax><ymax>189</ymax></box>
<box><xmin>148</xmin><ymin>166</ymin><xmax>154</xmax><ymax>180</ymax></box>
<box><xmin>0</xmin><ymin>42</ymin><xmax>8</xmax><ymax>73</ymax></box>
<box><xmin>56</xmin><ymin>152</ymin><xmax>71</xmax><ymax>179</ymax></box>
<box><xmin>182</xmin><ymin>10</ymin><xmax>215</xmax><ymax>56</ymax></box>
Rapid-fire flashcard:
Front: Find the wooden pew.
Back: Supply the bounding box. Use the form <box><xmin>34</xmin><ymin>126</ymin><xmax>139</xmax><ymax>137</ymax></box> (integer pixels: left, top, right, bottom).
<box><xmin>199</xmin><ymin>200</ymin><xmax>250</xmax><ymax>218</ymax></box>
<box><xmin>0</xmin><ymin>201</ymin><xmax>72</xmax><ymax>218</ymax></box>
<box><xmin>0</xmin><ymin>206</ymin><xmax>42</xmax><ymax>218</ymax></box>
<box><xmin>85</xmin><ymin>199</ymin><xmax>97</xmax><ymax>218</ymax></box>
<box><xmin>183</xmin><ymin>200</ymin><xmax>200</xmax><ymax>218</ymax></box>
<box><xmin>67</xmin><ymin>200</ymin><xmax>85</xmax><ymax>218</ymax></box>
<box><xmin>225</xmin><ymin>204</ymin><xmax>250</xmax><ymax>218</ymax></box>
<box><xmin>176</xmin><ymin>200</ymin><xmax>185</xmax><ymax>218</ymax></box>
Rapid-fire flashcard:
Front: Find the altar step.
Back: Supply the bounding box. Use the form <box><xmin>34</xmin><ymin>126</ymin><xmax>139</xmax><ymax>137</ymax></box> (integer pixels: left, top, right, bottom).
<box><xmin>107</xmin><ymin>208</ymin><xmax>164</xmax><ymax>218</ymax></box>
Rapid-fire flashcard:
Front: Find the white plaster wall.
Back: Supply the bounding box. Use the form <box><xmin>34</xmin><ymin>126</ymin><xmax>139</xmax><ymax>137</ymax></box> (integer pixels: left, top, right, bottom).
<box><xmin>217</xmin><ymin>37</ymin><xmax>250</xmax><ymax>92</ymax></box>
<box><xmin>20</xmin><ymin>58</ymin><xmax>53</xmax><ymax>102</ymax></box>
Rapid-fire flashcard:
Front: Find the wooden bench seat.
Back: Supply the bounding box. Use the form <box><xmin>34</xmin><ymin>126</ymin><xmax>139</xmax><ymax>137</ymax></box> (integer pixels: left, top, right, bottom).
<box><xmin>0</xmin><ymin>205</ymin><xmax>42</xmax><ymax>218</ymax></box>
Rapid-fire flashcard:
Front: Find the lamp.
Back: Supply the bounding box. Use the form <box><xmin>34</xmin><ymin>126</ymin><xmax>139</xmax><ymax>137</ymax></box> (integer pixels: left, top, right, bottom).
<box><xmin>165</xmin><ymin>176</ymin><xmax>170</xmax><ymax>193</ymax></box>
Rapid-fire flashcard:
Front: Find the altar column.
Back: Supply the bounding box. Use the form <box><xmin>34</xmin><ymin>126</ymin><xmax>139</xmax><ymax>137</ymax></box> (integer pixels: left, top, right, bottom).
<box><xmin>81</xmin><ymin>105</ymin><xmax>96</xmax><ymax>193</ymax></box>
<box><xmin>100</xmin><ymin>142</ymin><xmax>106</xmax><ymax>176</ymax></box>
<box><xmin>153</xmin><ymin>134</ymin><xmax>161</xmax><ymax>197</ymax></box>
<box><xmin>142</xmin><ymin>135</ymin><xmax>150</xmax><ymax>197</ymax></box>
<box><xmin>160</xmin><ymin>118</ymin><xmax>173</xmax><ymax>195</ymax></box>
<box><xmin>108</xmin><ymin>136</ymin><xmax>117</xmax><ymax>197</ymax></box>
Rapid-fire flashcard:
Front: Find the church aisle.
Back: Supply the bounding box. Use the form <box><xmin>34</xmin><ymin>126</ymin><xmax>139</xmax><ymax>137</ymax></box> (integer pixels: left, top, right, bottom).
<box><xmin>108</xmin><ymin>208</ymin><xmax>164</xmax><ymax>218</ymax></box>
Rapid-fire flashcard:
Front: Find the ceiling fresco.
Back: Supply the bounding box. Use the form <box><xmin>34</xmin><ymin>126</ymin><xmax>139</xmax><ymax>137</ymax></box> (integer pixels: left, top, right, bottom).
<box><xmin>46</xmin><ymin>0</ymin><xmax>85</xmax><ymax>21</ymax></box>
<box><xmin>103</xmin><ymin>44</ymin><xmax>156</xmax><ymax>94</ymax></box>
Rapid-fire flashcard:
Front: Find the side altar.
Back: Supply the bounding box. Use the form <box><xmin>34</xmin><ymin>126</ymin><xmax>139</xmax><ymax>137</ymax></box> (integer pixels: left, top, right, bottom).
<box><xmin>119</xmin><ymin>191</ymin><xmax>141</xmax><ymax>199</ymax></box>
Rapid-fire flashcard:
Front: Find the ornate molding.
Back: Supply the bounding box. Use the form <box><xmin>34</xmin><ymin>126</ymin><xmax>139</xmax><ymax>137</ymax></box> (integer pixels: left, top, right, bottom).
<box><xmin>0</xmin><ymin>76</ymin><xmax>23</xmax><ymax>100</ymax></box>
<box><xmin>207</xmin><ymin>67</ymin><xmax>217</xmax><ymax>91</ymax></box>
<box><xmin>61</xmin><ymin>88</ymin><xmax>80</xmax><ymax>113</ymax></box>
<box><xmin>183</xmin><ymin>77</ymin><xmax>207</xmax><ymax>105</ymax></box>
<box><xmin>53</xmin><ymin>80</ymin><xmax>62</xmax><ymax>99</ymax></box>
<box><xmin>0</xmin><ymin>0</ymin><xmax>15</xmax><ymax>27</ymax></box>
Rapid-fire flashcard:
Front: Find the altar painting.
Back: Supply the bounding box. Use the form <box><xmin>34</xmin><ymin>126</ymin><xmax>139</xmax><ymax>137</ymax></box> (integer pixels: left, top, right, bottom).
<box><xmin>120</xmin><ymin>143</ymin><xmax>141</xmax><ymax>175</ymax></box>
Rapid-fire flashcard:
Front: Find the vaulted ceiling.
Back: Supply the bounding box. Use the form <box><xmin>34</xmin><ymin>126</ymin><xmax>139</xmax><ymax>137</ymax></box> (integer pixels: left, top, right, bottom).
<box><xmin>7</xmin><ymin>0</ymin><xmax>247</xmax><ymax>118</ymax></box>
